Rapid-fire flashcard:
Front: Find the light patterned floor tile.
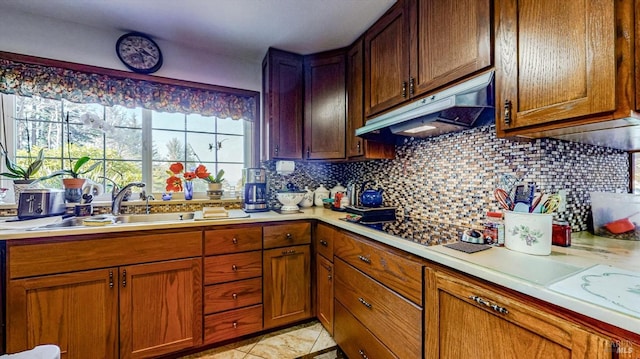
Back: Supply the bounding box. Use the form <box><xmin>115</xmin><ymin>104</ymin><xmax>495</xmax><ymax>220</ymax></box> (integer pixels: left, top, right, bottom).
<box><xmin>310</xmin><ymin>329</ymin><xmax>336</xmax><ymax>353</ymax></box>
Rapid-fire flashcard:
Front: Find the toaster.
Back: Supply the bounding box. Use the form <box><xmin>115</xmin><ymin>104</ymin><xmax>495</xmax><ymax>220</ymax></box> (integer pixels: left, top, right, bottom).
<box><xmin>17</xmin><ymin>188</ymin><xmax>66</xmax><ymax>219</ymax></box>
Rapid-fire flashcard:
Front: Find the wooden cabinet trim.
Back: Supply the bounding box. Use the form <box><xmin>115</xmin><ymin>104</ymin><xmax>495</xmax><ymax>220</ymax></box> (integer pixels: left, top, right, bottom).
<box><xmin>8</xmin><ymin>230</ymin><xmax>202</xmax><ymax>279</ymax></box>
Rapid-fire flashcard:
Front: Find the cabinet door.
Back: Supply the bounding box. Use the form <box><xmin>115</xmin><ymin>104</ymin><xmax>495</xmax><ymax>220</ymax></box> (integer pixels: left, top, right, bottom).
<box><xmin>7</xmin><ymin>269</ymin><xmax>118</xmax><ymax>358</ymax></box>
<box><xmin>263</xmin><ymin>245</ymin><xmax>312</xmax><ymax>329</ymax></box>
<box><xmin>120</xmin><ymin>258</ymin><xmax>202</xmax><ymax>359</ymax></box>
<box><xmin>495</xmin><ymin>0</ymin><xmax>616</xmax><ymax>134</ymax></box>
<box><xmin>262</xmin><ymin>48</ymin><xmax>304</xmax><ymax>160</ymax></box>
<box><xmin>411</xmin><ymin>0</ymin><xmax>491</xmax><ymax>96</ymax></box>
<box><xmin>425</xmin><ymin>269</ymin><xmax>611</xmax><ymax>358</ymax></box>
<box><xmin>304</xmin><ymin>51</ymin><xmax>346</xmax><ymax>160</ymax></box>
<box><xmin>316</xmin><ymin>254</ymin><xmax>334</xmax><ymax>335</ymax></box>
<box><xmin>364</xmin><ymin>0</ymin><xmax>411</xmax><ymax>116</ymax></box>
<box><xmin>347</xmin><ymin>38</ymin><xmax>394</xmax><ymax>160</ymax></box>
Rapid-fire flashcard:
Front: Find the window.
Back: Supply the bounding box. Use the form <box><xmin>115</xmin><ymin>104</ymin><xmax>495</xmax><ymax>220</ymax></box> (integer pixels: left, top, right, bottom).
<box><xmin>6</xmin><ymin>93</ymin><xmax>250</xmax><ymax>197</ymax></box>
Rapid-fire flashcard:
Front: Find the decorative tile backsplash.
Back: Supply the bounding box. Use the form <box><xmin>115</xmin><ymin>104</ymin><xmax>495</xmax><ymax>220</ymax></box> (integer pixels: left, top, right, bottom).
<box><xmin>265</xmin><ymin>125</ymin><xmax>628</xmax><ymax>237</ymax></box>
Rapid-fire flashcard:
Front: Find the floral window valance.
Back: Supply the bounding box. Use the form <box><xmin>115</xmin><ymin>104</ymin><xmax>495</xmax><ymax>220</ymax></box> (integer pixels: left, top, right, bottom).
<box><xmin>0</xmin><ymin>57</ymin><xmax>257</xmax><ymax>121</ymax></box>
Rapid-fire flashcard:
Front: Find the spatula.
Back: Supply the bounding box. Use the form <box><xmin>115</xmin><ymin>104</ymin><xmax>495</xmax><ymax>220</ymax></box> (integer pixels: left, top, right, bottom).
<box><xmin>604</xmin><ymin>211</ymin><xmax>640</xmax><ymax>234</ymax></box>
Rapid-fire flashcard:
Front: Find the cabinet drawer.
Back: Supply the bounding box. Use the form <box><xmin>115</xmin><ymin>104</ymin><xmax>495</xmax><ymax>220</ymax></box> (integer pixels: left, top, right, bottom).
<box><xmin>204</xmin><ymin>304</ymin><xmax>263</xmax><ymax>344</ymax></box>
<box><xmin>334</xmin><ymin>232</ymin><xmax>423</xmax><ymax>305</ymax></box>
<box><xmin>204</xmin><ymin>277</ymin><xmax>262</xmax><ymax>314</ymax></box>
<box><xmin>263</xmin><ymin>222</ymin><xmax>311</xmax><ymax>249</ymax></box>
<box><xmin>204</xmin><ymin>251</ymin><xmax>262</xmax><ymax>284</ymax></box>
<box><xmin>315</xmin><ymin>223</ymin><xmax>336</xmax><ymax>260</ymax></box>
<box><xmin>9</xmin><ymin>230</ymin><xmax>202</xmax><ymax>279</ymax></box>
<box><xmin>335</xmin><ymin>258</ymin><xmax>422</xmax><ymax>359</ymax></box>
<box><xmin>334</xmin><ymin>301</ymin><xmax>397</xmax><ymax>359</ymax></box>
<box><xmin>204</xmin><ymin>226</ymin><xmax>262</xmax><ymax>255</ymax></box>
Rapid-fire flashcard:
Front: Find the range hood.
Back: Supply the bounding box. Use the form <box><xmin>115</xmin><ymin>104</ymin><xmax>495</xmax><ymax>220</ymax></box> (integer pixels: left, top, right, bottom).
<box><xmin>356</xmin><ymin>71</ymin><xmax>495</xmax><ymax>144</ymax></box>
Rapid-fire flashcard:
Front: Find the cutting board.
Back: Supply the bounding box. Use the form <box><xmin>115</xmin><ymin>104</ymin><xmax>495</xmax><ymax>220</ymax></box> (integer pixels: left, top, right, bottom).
<box><xmin>193</xmin><ymin>210</ymin><xmax>250</xmax><ymax>221</ymax></box>
<box><xmin>547</xmin><ymin>264</ymin><xmax>640</xmax><ymax>318</ymax></box>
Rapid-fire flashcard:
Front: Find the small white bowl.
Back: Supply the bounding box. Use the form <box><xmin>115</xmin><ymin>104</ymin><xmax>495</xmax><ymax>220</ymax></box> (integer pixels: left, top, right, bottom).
<box><xmin>276</xmin><ymin>191</ymin><xmax>305</xmax><ymax>212</ymax></box>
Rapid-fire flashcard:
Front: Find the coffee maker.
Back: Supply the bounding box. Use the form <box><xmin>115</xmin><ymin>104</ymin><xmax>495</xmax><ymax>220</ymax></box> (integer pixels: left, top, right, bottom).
<box><xmin>242</xmin><ymin>168</ymin><xmax>268</xmax><ymax>212</ymax></box>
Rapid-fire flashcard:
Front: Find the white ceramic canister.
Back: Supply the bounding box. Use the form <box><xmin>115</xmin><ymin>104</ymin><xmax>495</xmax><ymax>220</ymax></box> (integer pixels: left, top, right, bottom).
<box><xmin>314</xmin><ymin>184</ymin><xmax>330</xmax><ymax>206</ymax></box>
<box><xmin>504</xmin><ymin>211</ymin><xmax>553</xmax><ymax>255</ymax></box>
<box><xmin>299</xmin><ymin>186</ymin><xmax>314</xmax><ymax>207</ymax></box>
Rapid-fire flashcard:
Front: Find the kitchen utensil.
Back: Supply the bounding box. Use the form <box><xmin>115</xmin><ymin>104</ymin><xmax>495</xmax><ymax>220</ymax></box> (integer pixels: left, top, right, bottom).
<box><xmin>541</xmin><ymin>194</ymin><xmax>561</xmax><ymax>214</ymax></box>
<box><xmin>603</xmin><ymin>211</ymin><xmax>640</xmax><ymax>234</ymax></box>
<box><xmin>360</xmin><ymin>180</ymin><xmax>383</xmax><ymax>208</ymax></box>
<box><xmin>529</xmin><ymin>192</ymin><xmax>543</xmax><ymax>213</ymax></box>
<box><xmin>513</xmin><ymin>182</ymin><xmax>535</xmax><ymax>212</ymax></box>
<box><xmin>493</xmin><ymin>188</ymin><xmax>513</xmax><ymax>211</ymax></box>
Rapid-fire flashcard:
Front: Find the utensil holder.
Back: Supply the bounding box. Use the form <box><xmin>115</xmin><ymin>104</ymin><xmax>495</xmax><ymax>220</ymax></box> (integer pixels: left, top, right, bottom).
<box><xmin>504</xmin><ymin>211</ymin><xmax>553</xmax><ymax>255</ymax></box>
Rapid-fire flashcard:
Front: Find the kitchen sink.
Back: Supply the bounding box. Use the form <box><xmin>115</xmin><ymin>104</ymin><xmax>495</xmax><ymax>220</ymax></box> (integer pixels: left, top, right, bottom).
<box><xmin>32</xmin><ymin>212</ymin><xmax>195</xmax><ymax>230</ymax></box>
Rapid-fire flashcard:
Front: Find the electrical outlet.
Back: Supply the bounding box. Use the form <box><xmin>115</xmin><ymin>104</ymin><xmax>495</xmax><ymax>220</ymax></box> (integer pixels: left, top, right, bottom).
<box><xmin>558</xmin><ymin>189</ymin><xmax>567</xmax><ymax>212</ymax></box>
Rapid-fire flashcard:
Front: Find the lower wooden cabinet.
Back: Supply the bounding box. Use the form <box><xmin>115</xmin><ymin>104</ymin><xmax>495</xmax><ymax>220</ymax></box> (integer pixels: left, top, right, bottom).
<box><xmin>8</xmin><ymin>258</ymin><xmax>202</xmax><ymax>359</ymax></box>
<box><xmin>334</xmin><ymin>301</ymin><xmax>397</xmax><ymax>359</ymax></box>
<box><xmin>425</xmin><ymin>268</ymin><xmax>611</xmax><ymax>358</ymax></box>
<box><xmin>315</xmin><ymin>254</ymin><xmax>334</xmax><ymax>335</ymax></box>
<box><xmin>120</xmin><ymin>259</ymin><xmax>203</xmax><ymax>358</ymax></box>
<box><xmin>263</xmin><ymin>245</ymin><xmax>312</xmax><ymax>329</ymax></box>
<box><xmin>204</xmin><ymin>305</ymin><xmax>263</xmax><ymax>344</ymax></box>
<box><xmin>7</xmin><ymin>268</ymin><xmax>119</xmax><ymax>358</ymax></box>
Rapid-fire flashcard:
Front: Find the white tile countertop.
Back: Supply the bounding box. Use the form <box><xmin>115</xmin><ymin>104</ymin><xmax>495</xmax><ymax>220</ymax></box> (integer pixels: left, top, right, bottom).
<box><xmin>0</xmin><ymin>206</ymin><xmax>638</xmax><ymax>334</ymax></box>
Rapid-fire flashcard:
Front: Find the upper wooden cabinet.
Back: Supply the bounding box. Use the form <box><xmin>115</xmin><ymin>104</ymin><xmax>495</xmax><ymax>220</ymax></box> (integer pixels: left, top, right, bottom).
<box><xmin>346</xmin><ymin>37</ymin><xmax>394</xmax><ymax>160</ymax></box>
<box><xmin>304</xmin><ymin>50</ymin><xmax>346</xmax><ymax>160</ymax></box>
<box><xmin>495</xmin><ymin>0</ymin><xmax>636</xmax><ymax>138</ymax></box>
<box><xmin>364</xmin><ymin>0</ymin><xmax>492</xmax><ymax>117</ymax></box>
<box><xmin>262</xmin><ymin>48</ymin><xmax>304</xmax><ymax>160</ymax></box>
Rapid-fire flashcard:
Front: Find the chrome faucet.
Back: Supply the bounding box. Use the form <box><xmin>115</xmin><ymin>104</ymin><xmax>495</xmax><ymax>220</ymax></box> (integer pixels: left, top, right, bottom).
<box><xmin>111</xmin><ymin>182</ymin><xmax>145</xmax><ymax>216</ymax></box>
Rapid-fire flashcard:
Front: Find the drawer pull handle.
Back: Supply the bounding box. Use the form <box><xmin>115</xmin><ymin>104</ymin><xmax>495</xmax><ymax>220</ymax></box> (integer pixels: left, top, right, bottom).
<box><xmin>358</xmin><ymin>255</ymin><xmax>371</xmax><ymax>264</ymax></box>
<box><xmin>327</xmin><ymin>274</ymin><xmax>332</xmax><ymax>280</ymax></box>
<box><xmin>358</xmin><ymin>297</ymin><xmax>372</xmax><ymax>309</ymax></box>
<box><xmin>319</xmin><ymin>240</ymin><xmax>328</xmax><ymax>247</ymax></box>
<box><xmin>232</xmin><ymin>237</ymin><xmax>238</xmax><ymax>244</ymax></box>
<box><xmin>286</xmin><ymin>233</ymin><xmax>292</xmax><ymax>240</ymax></box>
<box><xmin>232</xmin><ymin>321</ymin><xmax>238</xmax><ymax>329</ymax></box>
<box><xmin>282</xmin><ymin>249</ymin><xmax>296</xmax><ymax>255</ymax></box>
<box><xmin>469</xmin><ymin>295</ymin><xmax>509</xmax><ymax>315</ymax></box>
<box><xmin>232</xmin><ymin>293</ymin><xmax>238</xmax><ymax>300</ymax></box>
<box><xmin>232</xmin><ymin>264</ymin><xmax>238</xmax><ymax>271</ymax></box>
<box><xmin>122</xmin><ymin>269</ymin><xmax>127</xmax><ymax>288</ymax></box>
<box><xmin>109</xmin><ymin>270</ymin><xmax>114</xmax><ymax>289</ymax></box>
<box><xmin>359</xmin><ymin>349</ymin><xmax>369</xmax><ymax>359</ymax></box>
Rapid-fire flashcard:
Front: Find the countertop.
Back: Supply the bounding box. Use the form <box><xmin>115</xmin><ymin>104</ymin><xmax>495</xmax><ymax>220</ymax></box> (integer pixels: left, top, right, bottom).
<box><xmin>1</xmin><ymin>207</ymin><xmax>638</xmax><ymax>335</ymax></box>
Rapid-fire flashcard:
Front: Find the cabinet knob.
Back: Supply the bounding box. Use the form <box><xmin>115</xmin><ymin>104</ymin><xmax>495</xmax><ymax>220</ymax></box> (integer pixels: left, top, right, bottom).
<box><xmin>232</xmin><ymin>321</ymin><xmax>238</xmax><ymax>329</ymax></box>
<box><xmin>401</xmin><ymin>81</ymin><xmax>407</xmax><ymax>98</ymax></box>
<box><xmin>286</xmin><ymin>233</ymin><xmax>292</xmax><ymax>240</ymax></box>
<box><xmin>274</xmin><ymin>145</ymin><xmax>279</xmax><ymax>156</ymax></box>
<box><xmin>232</xmin><ymin>237</ymin><xmax>238</xmax><ymax>244</ymax></box>
<box><xmin>356</xmin><ymin>141</ymin><xmax>361</xmax><ymax>153</ymax></box>
<box><xmin>232</xmin><ymin>293</ymin><xmax>238</xmax><ymax>300</ymax></box>
<box><xmin>306</xmin><ymin>146</ymin><xmax>310</xmax><ymax>158</ymax></box>
<box><xmin>504</xmin><ymin>100</ymin><xmax>512</xmax><ymax>126</ymax></box>
<box><xmin>232</xmin><ymin>264</ymin><xmax>238</xmax><ymax>271</ymax></box>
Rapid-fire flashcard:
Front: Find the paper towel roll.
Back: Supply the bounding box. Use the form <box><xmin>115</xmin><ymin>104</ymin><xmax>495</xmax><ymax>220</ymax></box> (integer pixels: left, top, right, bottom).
<box><xmin>276</xmin><ymin>160</ymin><xmax>295</xmax><ymax>175</ymax></box>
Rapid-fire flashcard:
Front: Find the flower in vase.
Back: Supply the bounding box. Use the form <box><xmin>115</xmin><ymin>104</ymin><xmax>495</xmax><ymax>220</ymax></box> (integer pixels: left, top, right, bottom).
<box><xmin>165</xmin><ymin>162</ymin><xmax>211</xmax><ymax>193</ymax></box>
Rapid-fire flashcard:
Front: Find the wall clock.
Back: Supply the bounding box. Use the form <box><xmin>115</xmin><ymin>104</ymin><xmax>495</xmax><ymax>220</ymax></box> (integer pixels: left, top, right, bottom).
<box><xmin>115</xmin><ymin>32</ymin><xmax>163</xmax><ymax>74</ymax></box>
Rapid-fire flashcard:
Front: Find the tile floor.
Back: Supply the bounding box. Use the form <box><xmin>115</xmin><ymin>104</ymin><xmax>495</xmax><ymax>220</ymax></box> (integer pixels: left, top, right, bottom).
<box><xmin>180</xmin><ymin>321</ymin><xmax>339</xmax><ymax>359</ymax></box>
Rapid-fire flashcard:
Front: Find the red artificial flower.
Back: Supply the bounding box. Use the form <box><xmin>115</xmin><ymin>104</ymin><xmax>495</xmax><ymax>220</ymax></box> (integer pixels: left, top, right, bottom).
<box><xmin>165</xmin><ymin>175</ymin><xmax>183</xmax><ymax>192</ymax></box>
<box><xmin>194</xmin><ymin>164</ymin><xmax>210</xmax><ymax>179</ymax></box>
<box><xmin>183</xmin><ymin>171</ymin><xmax>197</xmax><ymax>181</ymax></box>
<box><xmin>168</xmin><ymin>162</ymin><xmax>184</xmax><ymax>175</ymax></box>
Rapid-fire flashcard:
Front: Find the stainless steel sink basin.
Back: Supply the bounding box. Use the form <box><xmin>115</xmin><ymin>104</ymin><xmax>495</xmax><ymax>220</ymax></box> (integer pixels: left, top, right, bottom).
<box><xmin>32</xmin><ymin>212</ymin><xmax>195</xmax><ymax>230</ymax></box>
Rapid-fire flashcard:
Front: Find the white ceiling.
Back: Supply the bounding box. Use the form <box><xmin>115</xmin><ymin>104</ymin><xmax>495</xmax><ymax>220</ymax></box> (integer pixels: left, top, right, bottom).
<box><xmin>0</xmin><ymin>0</ymin><xmax>396</xmax><ymax>62</ymax></box>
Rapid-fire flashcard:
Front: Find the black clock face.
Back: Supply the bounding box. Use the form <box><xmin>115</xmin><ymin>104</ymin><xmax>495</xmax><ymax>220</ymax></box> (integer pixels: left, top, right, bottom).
<box><xmin>116</xmin><ymin>32</ymin><xmax>163</xmax><ymax>74</ymax></box>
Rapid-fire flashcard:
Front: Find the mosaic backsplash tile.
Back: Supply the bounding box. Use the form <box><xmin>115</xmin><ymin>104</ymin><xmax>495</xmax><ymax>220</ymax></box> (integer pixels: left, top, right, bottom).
<box><xmin>264</xmin><ymin>125</ymin><xmax>628</xmax><ymax>244</ymax></box>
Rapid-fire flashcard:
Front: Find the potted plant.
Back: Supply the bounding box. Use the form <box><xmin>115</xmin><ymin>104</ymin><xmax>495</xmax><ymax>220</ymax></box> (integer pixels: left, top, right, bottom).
<box><xmin>204</xmin><ymin>168</ymin><xmax>225</xmax><ymax>200</ymax></box>
<box><xmin>0</xmin><ymin>148</ymin><xmax>45</xmax><ymax>202</ymax></box>
<box><xmin>48</xmin><ymin>156</ymin><xmax>101</xmax><ymax>202</ymax></box>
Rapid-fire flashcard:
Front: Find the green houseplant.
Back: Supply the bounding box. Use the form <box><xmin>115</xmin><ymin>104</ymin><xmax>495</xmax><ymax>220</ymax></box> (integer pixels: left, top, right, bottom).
<box><xmin>0</xmin><ymin>148</ymin><xmax>44</xmax><ymax>181</ymax></box>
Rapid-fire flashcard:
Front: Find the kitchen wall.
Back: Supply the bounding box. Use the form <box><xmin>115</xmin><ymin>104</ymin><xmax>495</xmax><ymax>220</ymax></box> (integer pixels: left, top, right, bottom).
<box><xmin>265</xmin><ymin>125</ymin><xmax>628</xmax><ymax>234</ymax></box>
<box><xmin>0</xmin><ymin>8</ymin><xmax>261</xmax><ymax>92</ymax></box>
